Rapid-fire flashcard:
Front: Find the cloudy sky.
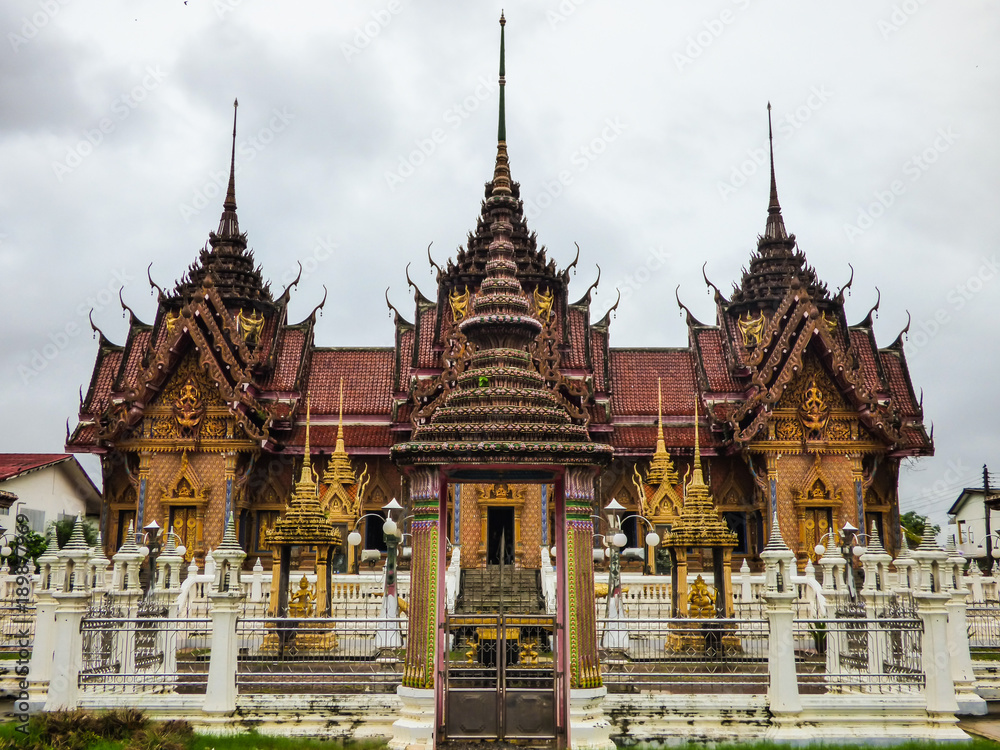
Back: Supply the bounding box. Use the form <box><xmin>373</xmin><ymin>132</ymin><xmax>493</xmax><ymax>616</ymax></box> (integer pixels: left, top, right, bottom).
<box><xmin>1</xmin><ymin>0</ymin><xmax>996</xmax><ymax>533</ymax></box>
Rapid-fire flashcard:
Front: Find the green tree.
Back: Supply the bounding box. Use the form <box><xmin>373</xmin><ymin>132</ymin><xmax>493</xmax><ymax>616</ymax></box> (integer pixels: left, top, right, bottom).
<box><xmin>50</xmin><ymin>516</ymin><xmax>99</xmax><ymax>549</ymax></box>
<box><xmin>900</xmin><ymin>511</ymin><xmax>940</xmax><ymax>547</ymax></box>
<box><xmin>6</xmin><ymin>529</ymin><xmax>47</xmax><ymax>574</ymax></box>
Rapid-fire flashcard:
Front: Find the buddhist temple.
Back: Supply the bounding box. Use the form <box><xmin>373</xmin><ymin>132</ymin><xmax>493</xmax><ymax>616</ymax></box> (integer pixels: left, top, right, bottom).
<box><xmin>68</xmin><ymin>24</ymin><xmax>930</xmax><ymax>583</ymax></box>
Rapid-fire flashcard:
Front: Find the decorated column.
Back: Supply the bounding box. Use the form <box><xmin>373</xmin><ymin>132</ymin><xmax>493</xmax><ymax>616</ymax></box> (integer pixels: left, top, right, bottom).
<box><xmin>564</xmin><ymin>466</ymin><xmax>600</xmax><ymax>689</ymax></box>
<box><xmin>402</xmin><ymin>467</ymin><xmax>440</xmax><ymax>690</ymax></box>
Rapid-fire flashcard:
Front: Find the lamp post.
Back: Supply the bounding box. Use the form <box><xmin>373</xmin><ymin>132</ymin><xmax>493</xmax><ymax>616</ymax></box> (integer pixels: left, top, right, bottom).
<box><xmin>597</xmin><ymin>499</ymin><xmax>659</xmax><ymax>649</ymax></box>
<box><xmin>348</xmin><ymin>498</ymin><xmax>404</xmax><ymax>649</ymax></box>
<box><xmin>137</xmin><ymin>521</ymin><xmax>187</xmax><ymax>594</ymax></box>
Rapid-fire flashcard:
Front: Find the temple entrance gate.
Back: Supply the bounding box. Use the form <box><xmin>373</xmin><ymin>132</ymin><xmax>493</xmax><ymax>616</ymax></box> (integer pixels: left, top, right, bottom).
<box><xmin>487</xmin><ymin>507</ymin><xmax>515</xmax><ymax>565</ymax></box>
<box><xmin>443</xmin><ymin>612</ymin><xmax>559</xmax><ymax>741</ymax></box>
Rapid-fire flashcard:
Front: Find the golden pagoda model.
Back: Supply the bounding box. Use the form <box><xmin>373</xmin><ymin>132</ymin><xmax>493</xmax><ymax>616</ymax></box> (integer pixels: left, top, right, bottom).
<box><xmin>662</xmin><ymin>399</ymin><xmax>739</xmax><ymax>653</ymax></box>
<box><xmin>262</xmin><ymin>399</ymin><xmax>340</xmax><ymax>654</ymax></box>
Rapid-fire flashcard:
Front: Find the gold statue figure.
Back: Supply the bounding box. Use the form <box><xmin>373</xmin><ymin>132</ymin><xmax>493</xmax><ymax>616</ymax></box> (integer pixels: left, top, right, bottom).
<box><xmin>534</xmin><ymin>285</ymin><xmax>554</xmax><ymax>323</ymax></box>
<box><xmin>798</xmin><ymin>379</ymin><xmax>831</xmax><ymax>437</ymax></box>
<box><xmin>238</xmin><ymin>308</ymin><xmax>265</xmax><ymax>346</ymax></box>
<box><xmin>449</xmin><ymin>286</ymin><xmax>471</xmax><ymax>322</ymax></box>
<box><xmin>688</xmin><ymin>575</ymin><xmax>717</xmax><ymax>618</ymax></box>
<box><xmin>172</xmin><ymin>378</ymin><xmax>205</xmax><ymax>429</ymax></box>
<box><xmin>288</xmin><ymin>575</ymin><xmax>316</xmax><ymax>618</ymax></box>
<box><xmin>738</xmin><ymin>312</ymin><xmax>765</xmax><ymax>348</ymax></box>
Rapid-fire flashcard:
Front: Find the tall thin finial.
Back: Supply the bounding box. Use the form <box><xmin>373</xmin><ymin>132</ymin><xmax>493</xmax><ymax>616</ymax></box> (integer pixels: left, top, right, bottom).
<box><xmin>302</xmin><ymin>395</ymin><xmax>312</xmax><ymax>476</ymax></box>
<box><xmin>498</xmin><ymin>12</ymin><xmax>506</xmax><ymax>143</ymax></box>
<box><xmin>226</xmin><ymin>98</ymin><xmax>238</xmax><ymax>210</ymax></box>
<box><xmin>217</xmin><ymin>98</ymin><xmax>241</xmax><ymax>238</ymax></box>
<box><xmin>656</xmin><ymin>377</ymin><xmax>665</xmax><ymax>449</ymax></box>
<box><xmin>491</xmin><ymin>13</ymin><xmax>511</xmax><ymax>196</ymax></box>
<box><xmin>693</xmin><ymin>395</ymin><xmax>701</xmax><ymax>473</ymax></box>
<box><xmin>335</xmin><ymin>377</ymin><xmax>346</xmax><ymax>452</ymax></box>
<box><xmin>764</xmin><ymin>102</ymin><xmax>788</xmax><ymax>241</ymax></box>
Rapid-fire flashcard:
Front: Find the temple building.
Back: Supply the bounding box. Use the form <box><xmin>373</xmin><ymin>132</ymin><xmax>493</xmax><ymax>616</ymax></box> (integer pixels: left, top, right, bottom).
<box><xmin>67</xmin><ymin>34</ymin><xmax>931</xmax><ymax>581</ymax></box>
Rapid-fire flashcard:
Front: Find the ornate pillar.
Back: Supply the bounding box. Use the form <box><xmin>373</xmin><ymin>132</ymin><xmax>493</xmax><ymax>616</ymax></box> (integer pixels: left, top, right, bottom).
<box><xmin>224</xmin><ymin>452</ymin><xmax>237</xmax><ymax>523</ymax></box>
<box><xmin>135</xmin><ymin>452</ymin><xmax>152</xmax><ymax>535</ymax></box>
<box><xmin>564</xmin><ymin>466</ymin><xmax>601</xmax><ymax>689</ymax></box>
<box><xmin>402</xmin><ymin>468</ymin><xmax>440</xmax><ymax>689</ymax></box>
<box><xmin>851</xmin><ymin>454</ymin><xmax>864</xmax><ymax>529</ymax></box>
<box><xmin>765</xmin><ymin>455</ymin><xmax>778</xmax><ymax>522</ymax></box>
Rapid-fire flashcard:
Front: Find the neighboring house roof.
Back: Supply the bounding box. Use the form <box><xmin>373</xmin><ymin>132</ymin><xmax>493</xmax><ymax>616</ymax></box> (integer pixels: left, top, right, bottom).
<box><xmin>0</xmin><ymin>454</ymin><xmax>102</xmax><ymax>515</ymax></box>
<box><xmin>949</xmin><ymin>488</ymin><xmax>988</xmax><ymax>517</ymax></box>
<box><xmin>0</xmin><ymin>454</ymin><xmax>74</xmax><ymax>482</ymax></box>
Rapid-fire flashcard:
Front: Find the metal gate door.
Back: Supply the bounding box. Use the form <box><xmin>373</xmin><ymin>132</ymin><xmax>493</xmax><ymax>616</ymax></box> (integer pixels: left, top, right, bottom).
<box><xmin>443</xmin><ymin>613</ymin><xmax>559</xmax><ymax>741</ymax></box>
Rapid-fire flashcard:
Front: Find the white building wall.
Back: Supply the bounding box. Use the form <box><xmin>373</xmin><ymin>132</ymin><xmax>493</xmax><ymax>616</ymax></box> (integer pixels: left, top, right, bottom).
<box><xmin>0</xmin><ymin>462</ymin><xmax>100</xmax><ymax>533</ymax></box>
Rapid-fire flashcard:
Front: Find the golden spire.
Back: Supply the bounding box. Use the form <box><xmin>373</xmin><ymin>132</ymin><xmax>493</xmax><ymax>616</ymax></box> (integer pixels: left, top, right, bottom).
<box><xmin>297</xmin><ymin>396</ymin><xmax>316</xmax><ymax>493</ymax></box>
<box><xmin>646</xmin><ymin>377</ymin><xmax>678</xmax><ymax>487</ymax></box>
<box><xmin>656</xmin><ymin>377</ymin><xmax>666</xmax><ymax>454</ymax></box>
<box><xmin>335</xmin><ymin>377</ymin><xmax>346</xmax><ymax>455</ymax></box>
<box><xmin>687</xmin><ymin>395</ymin><xmax>706</xmax><ymax>493</ymax></box>
<box><xmin>323</xmin><ymin>378</ymin><xmax>357</xmax><ymax>488</ymax></box>
<box><xmin>661</xmin><ymin>395</ymin><xmax>737</xmax><ymax>549</ymax></box>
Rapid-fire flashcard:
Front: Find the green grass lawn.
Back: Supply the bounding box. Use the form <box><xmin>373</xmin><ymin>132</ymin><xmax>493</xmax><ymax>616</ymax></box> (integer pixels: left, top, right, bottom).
<box><xmin>3</xmin><ymin>711</ymin><xmax>1000</xmax><ymax>750</ymax></box>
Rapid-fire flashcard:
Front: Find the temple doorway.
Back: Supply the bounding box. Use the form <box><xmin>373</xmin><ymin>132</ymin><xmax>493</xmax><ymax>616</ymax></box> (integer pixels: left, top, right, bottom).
<box><xmin>487</xmin><ymin>506</ymin><xmax>515</xmax><ymax>565</ymax></box>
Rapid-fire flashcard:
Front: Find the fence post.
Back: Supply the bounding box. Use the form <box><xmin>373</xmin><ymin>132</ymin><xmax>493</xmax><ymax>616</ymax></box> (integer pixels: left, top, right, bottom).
<box><xmin>911</xmin><ymin>536</ymin><xmax>960</xmax><ymax>718</ymax></box>
<box><xmin>760</xmin><ymin>511</ymin><xmax>802</xmax><ymax>716</ymax></box>
<box><xmin>945</xmin><ymin>540</ymin><xmax>985</xmax><ymax>714</ymax></box>
<box><xmin>204</xmin><ymin>514</ymin><xmax>246</xmax><ymax>713</ymax></box>
<box><xmin>27</xmin><ymin>530</ymin><xmax>59</xmax><ymax>708</ymax></box>
<box><xmin>43</xmin><ymin>517</ymin><xmax>92</xmax><ymax>711</ymax></box>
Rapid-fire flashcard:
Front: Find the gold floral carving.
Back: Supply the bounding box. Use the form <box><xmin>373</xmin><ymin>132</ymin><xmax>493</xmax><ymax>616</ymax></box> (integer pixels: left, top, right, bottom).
<box><xmin>448</xmin><ymin>286</ymin><xmax>471</xmax><ymax>322</ymax></box>
<box><xmin>738</xmin><ymin>312</ymin><xmax>765</xmax><ymax>348</ymax></box>
<box><xmin>533</xmin><ymin>285</ymin><xmax>554</xmax><ymax>323</ymax></box>
<box><xmin>820</xmin><ymin>311</ymin><xmax>837</xmax><ymax>335</ymax></box>
<box><xmin>775</xmin><ymin>419</ymin><xmax>803</xmax><ymax>441</ymax></box>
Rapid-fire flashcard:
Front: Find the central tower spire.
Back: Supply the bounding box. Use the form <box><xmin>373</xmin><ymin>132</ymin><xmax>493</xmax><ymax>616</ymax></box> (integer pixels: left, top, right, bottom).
<box><xmin>764</xmin><ymin>102</ymin><xmax>787</xmax><ymax>242</ymax></box>
<box><xmin>492</xmin><ymin>12</ymin><xmax>511</xmax><ymax>197</ymax></box>
<box><xmin>217</xmin><ymin>98</ymin><xmax>241</xmax><ymax>239</ymax></box>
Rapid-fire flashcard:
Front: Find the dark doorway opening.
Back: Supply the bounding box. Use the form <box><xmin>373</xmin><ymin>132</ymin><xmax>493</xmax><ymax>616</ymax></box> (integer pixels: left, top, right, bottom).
<box><xmin>487</xmin><ymin>507</ymin><xmax>514</xmax><ymax>565</ymax></box>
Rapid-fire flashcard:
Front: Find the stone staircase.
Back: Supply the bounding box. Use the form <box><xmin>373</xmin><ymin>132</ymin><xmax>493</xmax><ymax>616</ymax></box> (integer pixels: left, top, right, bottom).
<box><xmin>456</xmin><ymin>567</ymin><xmax>543</xmax><ymax>614</ymax></box>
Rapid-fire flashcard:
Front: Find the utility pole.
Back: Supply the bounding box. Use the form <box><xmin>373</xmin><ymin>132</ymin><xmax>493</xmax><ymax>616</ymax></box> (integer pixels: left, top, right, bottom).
<box><xmin>987</xmin><ymin>465</ymin><xmax>994</xmax><ymax>561</ymax></box>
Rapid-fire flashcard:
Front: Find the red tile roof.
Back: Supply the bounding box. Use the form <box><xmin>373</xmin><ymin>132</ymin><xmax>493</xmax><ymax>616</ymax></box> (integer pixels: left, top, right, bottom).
<box><xmin>261</xmin><ymin>328</ymin><xmax>307</xmax><ymax>390</ymax></box>
<box><xmin>609</xmin><ymin>349</ymin><xmax>696</xmax><ymax>415</ymax></box>
<box><xmin>849</xmin><ymin>329</ymin><xmax>883</xmax><ymax>396</ymax></box>
<box><xmin>878</xmin><ymin>349</ymin><xmax>918</xmax><ymax>415</ymax></box>
<box><xmin>565</xmin><ymin>307</ymin><xmax>587</xmax><ymax>368</ymax></box>
<box><xmin>306</xmin><ymin>349</ymin><xmax>395</xmax><ymax>415</ymax></box>
<box><xmin>0</xmin><ymin>454</ymin><xmax>72</xmax><ymax>482</ymax></box>
<box><xmin>397</xmin><ymin>327</ymin><xmax>414</xmax><ymax>389</ymax></box>
<box><xmin>610</xmin><ymin>424</ymin><xmax>717</xmax><ymax>450</ymax></box>
<box><xmin>117</xmin><ymin>328</ymin><xmax>152</xmax><ymax>391</ymax></box>
<box><xmin>286</xmin><ymin>424</ymin><xmax>393</xmax><ymax>451</ymax></box>
<box><xmin>87</xmin><ymin>349</ymin><xmax>123</xmax><ymax>415</ymax></box>
<box><xmin>415</xmin><ymin>307</ymin><xmax>439</xmax><ymax>369</ymax></box>
<box><xmin>590</xmin><ymin>328</ymin><xmax>608</xmax><ymax>391</ymax></box>
<box><xmin>695</xmin><ymin>328</ymin><xmax>742</xmax><ymax>393</ymax></box>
